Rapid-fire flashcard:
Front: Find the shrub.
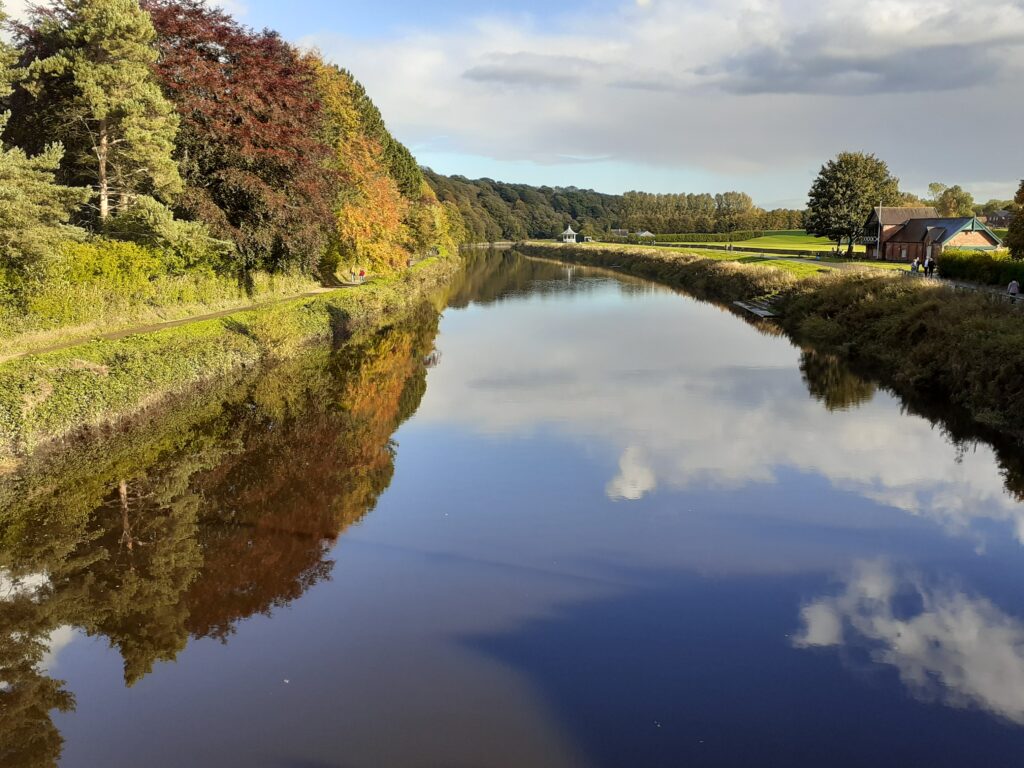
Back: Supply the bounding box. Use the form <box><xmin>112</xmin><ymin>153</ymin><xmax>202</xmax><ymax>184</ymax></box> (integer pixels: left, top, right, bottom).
<box><xmin>939</xmin><ymin>249</ymin><xmax>1024</xmax><ymax>286</ymax></box>
<box><xmin>103</xmin><ymin>196</ymin><xmax>234</xmax><ymax>275</ymax></box>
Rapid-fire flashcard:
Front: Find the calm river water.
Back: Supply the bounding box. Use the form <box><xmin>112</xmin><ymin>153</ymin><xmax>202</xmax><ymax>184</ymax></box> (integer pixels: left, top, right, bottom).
<box><xmin>4</xmin><ymin>250</ymin><xmax>1024</xmax><ymax>767</ymax></box>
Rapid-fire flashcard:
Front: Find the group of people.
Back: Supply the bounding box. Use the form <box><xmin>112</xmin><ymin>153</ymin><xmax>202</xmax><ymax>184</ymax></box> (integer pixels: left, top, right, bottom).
<box><xmin>910</xmin><ymin>255</ymin><xmax>938</xmax><ymax>277</ymax></box>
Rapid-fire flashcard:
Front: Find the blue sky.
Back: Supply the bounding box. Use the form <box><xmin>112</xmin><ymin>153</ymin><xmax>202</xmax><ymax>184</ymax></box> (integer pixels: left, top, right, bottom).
<box><xmin>246</xmin><ymin>0</ymin><xmax>616</xmax><ymax>41</ymax></box>
<box><xmin>32</xmin><ymin>0</ymin><xmax>1024</xmax><ymax>207</ymax></box>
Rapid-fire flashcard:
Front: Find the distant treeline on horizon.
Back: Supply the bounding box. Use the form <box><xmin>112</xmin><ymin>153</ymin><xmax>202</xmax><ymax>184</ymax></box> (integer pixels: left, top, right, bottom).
<box><xmin>424</xmin><ymin>170</ymin><xmax>805</xmax><ymax>242</ymax></box>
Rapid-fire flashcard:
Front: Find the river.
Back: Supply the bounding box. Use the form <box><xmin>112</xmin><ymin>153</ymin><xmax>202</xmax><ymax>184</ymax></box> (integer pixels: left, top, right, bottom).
<box><xmin>3</xmin><ymin>249</ymin><xmax>1024</xmax><ymax>767</ymax></box>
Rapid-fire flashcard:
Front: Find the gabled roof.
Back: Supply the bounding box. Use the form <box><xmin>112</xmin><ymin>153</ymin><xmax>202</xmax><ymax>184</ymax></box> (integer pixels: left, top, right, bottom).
<box><xmin>561</xmin><ymin>226</ymin><xmax>577</xmax><ymax>235</ymax></box>
<box><xmin>887</xmin><ymin>217</ymin><xmax>1002</xmax><ymax>245</ymax></box>
<box><xmin>867</xmin><ymin>206</ymin><xmax>939</xmax><ymax>227</ymax></box>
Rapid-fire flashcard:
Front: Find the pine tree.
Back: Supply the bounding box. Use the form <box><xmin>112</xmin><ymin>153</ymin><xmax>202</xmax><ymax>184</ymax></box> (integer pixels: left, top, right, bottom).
<box><xmin>0</xmin><ymin>0</ymin><xmax>88</xmax><ymax>277</ymax></box>
<box><xmin>22</xmin><ymin>0</ymin><xmax>182</xmax><ymax>221</ymax></box>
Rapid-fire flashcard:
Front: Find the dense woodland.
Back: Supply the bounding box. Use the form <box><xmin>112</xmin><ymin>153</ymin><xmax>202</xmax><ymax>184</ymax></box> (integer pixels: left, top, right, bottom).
<box><xmin>0</xmin><ymin>0</ymin><xmax>463</xmax><ymax>333</ymax></box>
<box><xmin>425</xmin><ymin>171</ymin><xmax>806</xmax><ymax>242</ymax></box>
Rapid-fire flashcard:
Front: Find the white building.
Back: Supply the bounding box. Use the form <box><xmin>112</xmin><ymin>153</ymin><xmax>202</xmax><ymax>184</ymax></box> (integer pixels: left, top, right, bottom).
<box><xmin>560</xmin><ymin>226</ymin><xmax>578</xmax><ymax>244</ymax></box>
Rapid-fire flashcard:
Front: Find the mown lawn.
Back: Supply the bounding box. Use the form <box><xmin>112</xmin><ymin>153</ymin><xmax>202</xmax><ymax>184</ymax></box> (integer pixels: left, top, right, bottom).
<box><xmin>738</xmin><ymin>231</ymin><xmax>866</xmax><ymax>253</ymax></box>
<box><xmin>648</xmin><ymin>230</ymin><xmax>866</xmax><ymax>254</ymax></box>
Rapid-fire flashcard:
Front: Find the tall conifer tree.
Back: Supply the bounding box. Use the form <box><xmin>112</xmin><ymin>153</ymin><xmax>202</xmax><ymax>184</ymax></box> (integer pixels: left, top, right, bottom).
<box><xmin>21</xmin><ymin>0</ymin><xmax>181</xmax><ymax>221</ymax></box>
<box><xmin>0</xmin><ymin>0</ymin><xmax>88</xmax><ymax>276</ymax></box>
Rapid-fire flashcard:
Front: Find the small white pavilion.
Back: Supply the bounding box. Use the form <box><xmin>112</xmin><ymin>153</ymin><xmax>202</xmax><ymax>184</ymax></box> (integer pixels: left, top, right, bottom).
<box><xmin>560</xmin><ymin>226</ymin><xmax>578</xmax><ymax>244</ymax></box>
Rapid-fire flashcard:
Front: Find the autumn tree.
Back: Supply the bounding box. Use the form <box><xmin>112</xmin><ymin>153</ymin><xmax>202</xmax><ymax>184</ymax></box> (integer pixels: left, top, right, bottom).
<box><xmin>805</xmin><ymin>152</ymin><xmax>901</xmax><ymax>256</ymax></box>
<box><xmin>142</xmin><ymin>0</ymin><xmax>336</xmax><ymax>276</ymax></box>
<box><xmin>13</xmin><ymin>0</ymin><xmax>181</xmax><ymax>222</ymax></box>
<box><xmin>314</xmin><ymin>59</ymin><xmax>413</xmax><ymax>273</ymax></box>
<box><xmin>1007</xmin><ymin>181</ymin><xmax>1024</xmax><ymax>260</ymax></box>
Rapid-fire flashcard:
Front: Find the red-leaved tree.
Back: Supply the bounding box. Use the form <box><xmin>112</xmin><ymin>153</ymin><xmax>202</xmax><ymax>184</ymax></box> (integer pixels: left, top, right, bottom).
<box><xmin>142</xmin><ymin>0</ymin><xmax>337</xmax><ymax>276</ymax></box>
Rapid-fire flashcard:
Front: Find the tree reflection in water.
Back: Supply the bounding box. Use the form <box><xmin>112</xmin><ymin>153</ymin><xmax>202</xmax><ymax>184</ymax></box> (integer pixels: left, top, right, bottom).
<box><xmin>0</xmin><ymin>307</ymin><xmax>439</xmax><ymax>767</ymax></box>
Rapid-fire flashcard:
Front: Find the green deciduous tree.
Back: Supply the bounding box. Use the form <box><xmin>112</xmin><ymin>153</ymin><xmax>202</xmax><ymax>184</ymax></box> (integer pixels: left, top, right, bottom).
<box><xmin>1006</xmin><ymin>181</ymin><xmax>1024</xmax><ymax>260</ymax></box>
<box><xmin>18</xmin><ymin>0</ymin><xmax>182</xmax><ymax>222</ymax></box>
<box><xmin>934</xmin><ymin>184</ymin><xmax>975</xmax><ymax>217</ymax></box>
<box><xmin>805</xmin><ymin>152</ymin><xmax>901</xmax><ymax>256</ymax></box>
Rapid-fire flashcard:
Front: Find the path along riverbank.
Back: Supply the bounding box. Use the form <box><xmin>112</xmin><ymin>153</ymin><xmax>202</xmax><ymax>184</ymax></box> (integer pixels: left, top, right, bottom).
<box><xmin>0</xmin><ymin>255</ymin><xmax>460</xmax><ymax>464</ymax></box>
<box><xmin>517</xmin><ymin>242</ymin><xmax>1024</xmax><ymax>440</ymax></box>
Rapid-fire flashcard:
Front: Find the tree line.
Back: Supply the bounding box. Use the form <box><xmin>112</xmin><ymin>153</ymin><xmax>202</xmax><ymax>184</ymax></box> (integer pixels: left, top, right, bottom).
<box><xmin>0</xmin><ymin>0</ymin><xmax>464</xmax><ymax>318</ymax></box>
<box><xmin>425</xmin><ymin>170</ymin><xmax>805</xmax><ymax>242</ymax></box>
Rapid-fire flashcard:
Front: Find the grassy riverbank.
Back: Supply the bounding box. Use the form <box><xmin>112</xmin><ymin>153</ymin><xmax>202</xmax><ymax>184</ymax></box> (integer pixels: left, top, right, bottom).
<box><xmin>0</xmin><ymin>255</ymin><xmax>458</xmax><ymax>463</ymax></box>
<box><xmin>519</xmin><ymin>242</ymin><xmax>1024</xmax><ymax>436</ymax></box>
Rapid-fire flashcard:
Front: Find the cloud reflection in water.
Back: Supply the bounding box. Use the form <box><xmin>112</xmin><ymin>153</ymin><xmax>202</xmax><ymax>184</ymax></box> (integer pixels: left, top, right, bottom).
<box><xmin>797</xmin><ymin>560</ymin><xmax>1024</xmax><ymax>725</ymax></box>
<box><xmin>423</xmin><ymin>274</ymin><xmax>1024</xmax><ymax>547</ymax></box>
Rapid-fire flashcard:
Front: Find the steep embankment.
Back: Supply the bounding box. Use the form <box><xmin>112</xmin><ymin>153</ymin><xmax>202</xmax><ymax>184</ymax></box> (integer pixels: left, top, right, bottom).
<box><xmin>0</xmin><ymin>256</ymin><xmax>459</xmax><ymax>463</ymax></box>
<box><xmin>518</xmin><ymin>242</ymin><xmax>1024</xmax><ymax>438</ymax></box>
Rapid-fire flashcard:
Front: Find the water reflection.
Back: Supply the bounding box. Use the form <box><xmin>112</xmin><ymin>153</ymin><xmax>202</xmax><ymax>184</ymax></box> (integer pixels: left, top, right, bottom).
<box><xmin>444</xmin><ymin>249</ymin><xmax>669</xmax><ymax>308</ymax></box>
<box><xmin>424</xmin><ymin>252</ymin><xmax>1024</xmax><ymax>550</ymax></box>
<box><xmin>0</xmin><ymin>309</ymin><xmax>439</xmax><ymax>766</ymax></box>
<box><xmin>5</xmin><ymin>250</ymin><xmax>1024</xmax><ymax>765</ymax></box>
<box><xmin>797</xmin><ymin>559</ymin><xmax>1024</xmax><ymax>725</ymax></box>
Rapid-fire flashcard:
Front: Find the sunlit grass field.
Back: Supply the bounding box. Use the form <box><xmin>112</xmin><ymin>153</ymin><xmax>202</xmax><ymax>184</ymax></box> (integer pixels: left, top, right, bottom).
<box><xmin>656</xmin><ymin>230</ymin><xmax>866</xmax><ymax>254</ymax></box>
<box><xmin>732</xmin><ymin>231</ymin><xmax>866</xmax><ymax>253</ymax></box>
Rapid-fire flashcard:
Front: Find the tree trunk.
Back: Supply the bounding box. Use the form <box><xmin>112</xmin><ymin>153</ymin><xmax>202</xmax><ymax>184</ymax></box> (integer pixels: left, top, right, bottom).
<box><xmin>98</xmin><ymin>118</ymin><xmax>109</xmax><ymax>221</ymax></box>
<box><xmin>119</xmin><ymin>479</ymin><xmax>133</xmax><ymax>552</ymax></box>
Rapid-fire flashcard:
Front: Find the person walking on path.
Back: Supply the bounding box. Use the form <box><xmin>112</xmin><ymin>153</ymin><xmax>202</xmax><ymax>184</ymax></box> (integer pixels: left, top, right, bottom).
<box><xmin>911</xmin><ymin>257</ymin><xmax>921</xmax><ymax>274</ymax></box>
<box><xmin>1009</xmin><ymin>279</ymin><xmax>1020</xmax><ymax>299</ymax></box>
<box><xmin>925</xmin><ymin>256</ymin><xmax>935</xmax><ymax>278</ymax></box>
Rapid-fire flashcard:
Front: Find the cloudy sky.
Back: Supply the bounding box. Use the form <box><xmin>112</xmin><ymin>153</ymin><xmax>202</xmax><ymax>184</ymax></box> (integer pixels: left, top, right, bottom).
<box><xmin>12</xmin><ymin>0</ymin><xmax>1024</xmax><ymax>206</ymax></box>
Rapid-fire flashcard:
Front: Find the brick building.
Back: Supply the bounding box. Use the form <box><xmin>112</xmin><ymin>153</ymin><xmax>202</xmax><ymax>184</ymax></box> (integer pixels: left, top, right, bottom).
<box><xmin>862</xmin><ymin>207</ymin><xmax>1002</xmax><ymax>262</ymax></box>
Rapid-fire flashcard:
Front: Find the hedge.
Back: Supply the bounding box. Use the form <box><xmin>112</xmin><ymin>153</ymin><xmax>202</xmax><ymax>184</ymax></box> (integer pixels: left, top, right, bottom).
<box><xmin>938</xmin><ymin>249</ymin><xmax>1024</xmax><ymax>286</ymax></box>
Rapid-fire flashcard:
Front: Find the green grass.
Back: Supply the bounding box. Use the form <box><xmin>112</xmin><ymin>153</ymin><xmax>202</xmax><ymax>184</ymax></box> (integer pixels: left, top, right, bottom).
<box><xmin>995</xmin><ymin>229</ymin><xmax>1009</xmax><ymax>239</ymax></box>
<box><xmin>735</xmin><ymin>231</ymin><xmax>866</xmax><ymax>253</ymax></box>
<box><xmin>640</xmin><ymin>230</ymin><xmax>867</xmax><ymax>254</ymax></box>
<box><xmin>740</xmin><ymin>258</ymin><xmax>833</xmax><ymax>277</ymax></box>
<box><xmin>0</xmin><ymin>255</ymin><xmax>460</xmax><ymax>461</ymax></box>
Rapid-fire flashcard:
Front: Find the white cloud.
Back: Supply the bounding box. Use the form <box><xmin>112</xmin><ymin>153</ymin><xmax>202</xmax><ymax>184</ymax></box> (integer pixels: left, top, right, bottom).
<box><xmin>796</xmin><ymin>560</ymin><xmax>1024</xmax><ymax>725</ymax></box>
<box><xmin>306</xmin><ymin>0</ymin><xmax>1024</xmax><ymax>197</ymax></box>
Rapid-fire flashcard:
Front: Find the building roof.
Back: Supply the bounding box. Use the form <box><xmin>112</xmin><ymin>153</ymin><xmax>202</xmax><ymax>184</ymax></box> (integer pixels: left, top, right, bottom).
<box><xmin>886</xmin><ymin>217</ymin><xmax>1001</xmax><ymax>245</ymax></box>
<box><xmin>636</xmin><ymin>230</ymin><xmax>655</xmax><ymax>237</ymax></box>
<box><xmin>868</xmin><ymin>206</ymin><xmax>939</xmax><ymax>227</ymax></box>
<box><xmin>561</xmin><ymin>226</ymin><xmax>577</xmax><ymax>236</ymax></box>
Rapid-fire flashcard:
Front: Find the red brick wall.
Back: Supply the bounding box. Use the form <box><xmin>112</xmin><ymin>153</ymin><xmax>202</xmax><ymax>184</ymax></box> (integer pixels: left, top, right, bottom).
<box><xmin>947</xmin><ymin>231</ymin><xmax>996</xmax><ymax>247</ymax></box>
